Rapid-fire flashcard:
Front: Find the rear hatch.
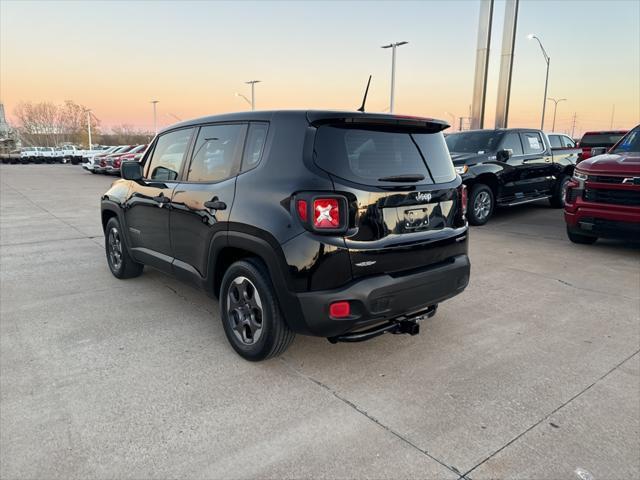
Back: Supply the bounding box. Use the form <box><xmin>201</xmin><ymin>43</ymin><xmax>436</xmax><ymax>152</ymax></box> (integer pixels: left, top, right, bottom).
<box><xmin>310</xmin><ymin>114</ymin><xmax>467</xmax><ymax>279</ymax></box>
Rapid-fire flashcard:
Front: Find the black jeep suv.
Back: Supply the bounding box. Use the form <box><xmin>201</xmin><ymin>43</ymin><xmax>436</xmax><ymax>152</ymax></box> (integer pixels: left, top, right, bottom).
<box><xmin>101</xmin><ymin>111</ymin><xmax>470</xmax><ymax>360</ymax></box>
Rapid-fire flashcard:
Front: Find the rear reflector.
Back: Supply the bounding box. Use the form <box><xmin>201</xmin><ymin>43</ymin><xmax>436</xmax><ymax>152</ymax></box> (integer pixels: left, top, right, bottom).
<box><xmin>329</xmin><ymin>301</ymin><xmax>350</xmax><ymax>318</ymax></box>
<box><xmin>460</xmin><ymin>184</ymin><xmax>468</xmax><ymax>215</ymax></box>
<box><xmin>296</xmin><ymin>200</ymin><xmax>308</xmax><ymax>222</ymax></box>
<box><xmin>313</xmin><ymin>198</ymin><xmax>340</xmax><ymax>229</ymax></box>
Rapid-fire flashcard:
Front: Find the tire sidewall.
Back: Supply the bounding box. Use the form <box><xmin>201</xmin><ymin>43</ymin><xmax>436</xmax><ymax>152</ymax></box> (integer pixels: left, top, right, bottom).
<box><xmin>468</xmin><ymin>184</ymin><xmax>494</xmax><ymax>225</ymax></box>
<box><xmin>220</xmin><ymin>261</ymin><xmax>279</xmax><ymax>361</ymax></box>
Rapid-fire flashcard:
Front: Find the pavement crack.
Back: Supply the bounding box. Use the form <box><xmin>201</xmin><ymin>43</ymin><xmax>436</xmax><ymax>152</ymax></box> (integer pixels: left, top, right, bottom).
<box><xmin>280</xmin><ymin>357</ymin><xmax>464</xmax><ymax>477</ymax></box>
<box><xmin>462</xmin><ymin>349</ymin><xmax>640</xmax><ymax>479</ymax></box>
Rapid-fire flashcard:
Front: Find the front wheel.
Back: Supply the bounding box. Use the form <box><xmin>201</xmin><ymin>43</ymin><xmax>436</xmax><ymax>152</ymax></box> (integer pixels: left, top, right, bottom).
<box><xmin>567</xmin><ymin>227</ymin><xmax>597</xmax><ymax>245</ymax></box>
<box><xmin>468</xmin><ymin>183</ymin><xmax>495</xmax><ymax>225</ymax></box>
<box><xmin>550</xmin><ymin>175</ymin><xmax>570</xmax><ymax>208</ymax></box>
<box><xmin>105</xmin><ymin>217</ymin><xmax>144</xmax><ymax>278</ymax></box>
<box><xmin>220</xmin><ymin>258</ymin><xmax>295</xmax><ymax>361</ymax></box>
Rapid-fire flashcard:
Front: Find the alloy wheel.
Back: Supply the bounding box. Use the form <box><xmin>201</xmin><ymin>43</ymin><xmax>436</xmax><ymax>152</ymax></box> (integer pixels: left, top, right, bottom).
<box><xmin>474</xmin><ymin>191</ymin><xmax>492</xmax><ymax>221</ymax></box>
<box><xmin>108</xmin><ymin>227</ymin><xmax>123</xmax><ymax>271</ymax></box>
<box><xmin>227</xmin><ymin>276</ymin><xmax>264</xmax><ymax>345</ymax></box>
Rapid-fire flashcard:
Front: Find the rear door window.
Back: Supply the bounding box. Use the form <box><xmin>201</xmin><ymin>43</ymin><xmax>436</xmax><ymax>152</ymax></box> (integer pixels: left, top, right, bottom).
<box><xmin>187</xmin><ymin>124</ymin><xmax>246</xmax><ymax>182</ymax></box>
<box><xmin>520</xmin><ymin>132</ymin><xmax>545</xmax><ymax>154</ymax></box>
<box><xmin>314</xmin><ymin>126</ymin><xmax>455</xmax><ymax>185</ymax></box>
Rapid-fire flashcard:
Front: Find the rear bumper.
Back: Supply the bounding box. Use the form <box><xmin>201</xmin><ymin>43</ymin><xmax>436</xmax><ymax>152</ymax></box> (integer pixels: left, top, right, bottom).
<box><xmin>295</xmin><ymin>254</ymin><xmax>470</xmax><ymax>337</ymax></box>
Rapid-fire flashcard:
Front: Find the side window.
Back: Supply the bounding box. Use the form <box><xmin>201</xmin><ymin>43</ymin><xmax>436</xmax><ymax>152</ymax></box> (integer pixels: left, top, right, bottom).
<box><xmin>187</xmin><ymin>124</ymin><xmax>245</xmax><ymax>182</ymax></box>
<box><xmin>520</xmin><ymin>132</ymin><xmax>544</xmax><ymax>154</ymax></box>
<box><xmin>241</xmin><ymin>123</ymin><xmax>268</xmax><ymax>171</ymax></box>
<box><xmin>548</xmin><ymin>135</ymin><xmax>562</xmax><ymax>149</ymax></box>
<box><xmin>146</xmin><ymin>128</ymin><xmax>193</xmax><ymax>181</ymax></box>
<box><xmin>562</xmin><ymin>136</ymin><xmax>576</xmax><ymax>148</ymax></box>
<box><xmin>501</xmin><ymin>132</ymin><xmax>524</xmax><ymax>155</ymax></box>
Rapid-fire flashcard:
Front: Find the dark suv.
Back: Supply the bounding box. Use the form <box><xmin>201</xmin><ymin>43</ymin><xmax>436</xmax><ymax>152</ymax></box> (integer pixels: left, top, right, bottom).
<box><xmin>101</xmin><ymin>111</ymin><xmax>470</xmax><ymax>360</ymax></box>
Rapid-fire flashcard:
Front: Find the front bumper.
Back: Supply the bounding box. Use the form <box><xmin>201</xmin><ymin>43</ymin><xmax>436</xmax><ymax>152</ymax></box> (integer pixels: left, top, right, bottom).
<box><xmin>296</xmin><ymin>254</ymin><xmax>470</xmax><ymax>337</ymax></box>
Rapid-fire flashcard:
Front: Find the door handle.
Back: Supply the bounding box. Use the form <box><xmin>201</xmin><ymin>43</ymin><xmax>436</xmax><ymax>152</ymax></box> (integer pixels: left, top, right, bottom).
<box><xmin>204</xmin><ymin>200</ymin><xmax>227</xmax><ymax>210</ymax></box>
<box><xmin>152</xmin><ymin>194</ymin><xmax>170</xmax><ymax>204</ymax></box>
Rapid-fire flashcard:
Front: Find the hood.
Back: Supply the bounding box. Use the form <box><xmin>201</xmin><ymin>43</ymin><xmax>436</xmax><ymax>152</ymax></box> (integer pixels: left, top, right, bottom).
<box><xmin>577</xmin><ymin>152</ymin><xmax>640</xmax><ymax>175</ymax></box>
<box><xmin>450</xmin><ymin>152</ymin><xmax>490</xmax><ymax>165</ymax></box>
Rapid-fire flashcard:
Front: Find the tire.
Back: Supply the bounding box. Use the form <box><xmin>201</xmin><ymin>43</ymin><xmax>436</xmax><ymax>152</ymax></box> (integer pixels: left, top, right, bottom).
<box><xmin>105</xmin><ymin>217</ymin><xmax>144</xmax><ymax>279</ymax></box>
<box><xmin>567</xmin><ymin>227</ymin><xmax>597</xmax><ymax>245</ymax></box>
<box><xmin>467</xmin><ymin>183</ymin><xmax>495</xmax><ymax>226</ymax></box>
<box><xmin>550</xmin><ymin>175</ymin><xmax>570</xmax><ymax>208</ymax></box>
<box><xmin>220</xmin><ymin>258</ymin><xmax>295</xmax><ymax>361</ymax></box>
<box><xmin>90</xmin><ymin>170</ymin><xmax>97</xmax><ymax>174</ymax></box>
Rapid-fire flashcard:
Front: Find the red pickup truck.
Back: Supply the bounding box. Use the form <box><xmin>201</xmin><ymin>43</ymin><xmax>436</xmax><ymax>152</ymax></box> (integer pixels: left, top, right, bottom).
<box><xmin>577</xmin><ymin>130</ymin><xmax>628</xmax><ymax>162</ymax></box>
<box><xmin>565</xmin><ymin>125</ymin><xmax>640</xmax><ymax>244</ymax></box>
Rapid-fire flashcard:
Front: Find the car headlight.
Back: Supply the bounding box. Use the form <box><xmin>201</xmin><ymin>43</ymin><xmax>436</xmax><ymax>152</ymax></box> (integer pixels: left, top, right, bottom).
<box><xmin>455</xmin><ymin>165</ymin><xmax>468</xmax><ymax>175</ymax></box>
<box><xmin>573</xmin><ymin>170</ymin><xmax>587</xmax><ymax>181</ymax></box>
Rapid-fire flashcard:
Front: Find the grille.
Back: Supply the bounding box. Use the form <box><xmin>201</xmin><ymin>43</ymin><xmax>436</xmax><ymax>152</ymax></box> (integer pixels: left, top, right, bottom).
<box><xmin>587</xmin><ymin>175</ymin><xmax>627</xmax><ymax>184</ymax></box>
<box><xmin>584</xmin><ymin>188</ymin><xmax>640</xmax><ymax>206</ymax></box>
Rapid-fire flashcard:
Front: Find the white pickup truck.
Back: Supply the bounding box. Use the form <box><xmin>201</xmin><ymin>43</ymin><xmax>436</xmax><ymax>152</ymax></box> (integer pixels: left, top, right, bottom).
<box><xmin>20</xmin><ymin>147</ymin><xmax>38</xmax><ymax>163</ymax></box>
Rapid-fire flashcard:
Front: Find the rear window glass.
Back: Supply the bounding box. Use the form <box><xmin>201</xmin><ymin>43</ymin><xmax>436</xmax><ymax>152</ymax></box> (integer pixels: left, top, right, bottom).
<box><xmin>580</xmin><ymin>133</ymin><xmax>626</xmax><ymax>147</ymax></box>
<box><xmin>314</xmin><ymin>126</ymin><xmax>455</xmax><ymax>185</ymax></box>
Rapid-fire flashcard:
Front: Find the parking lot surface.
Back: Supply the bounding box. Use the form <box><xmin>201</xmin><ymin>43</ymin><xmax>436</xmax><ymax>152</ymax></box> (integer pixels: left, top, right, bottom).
<box><xmin>1</xmin><ymin>165</ymin><xmax>639</xmax><ymax>479</ymax></box>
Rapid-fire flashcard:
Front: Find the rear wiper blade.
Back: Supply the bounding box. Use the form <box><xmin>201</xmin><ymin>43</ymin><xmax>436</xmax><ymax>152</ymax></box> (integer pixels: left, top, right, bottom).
<box><xmin>378</xmin><ymin>174</ymin><xmax>425</xmax><ymax>182</ymax></box>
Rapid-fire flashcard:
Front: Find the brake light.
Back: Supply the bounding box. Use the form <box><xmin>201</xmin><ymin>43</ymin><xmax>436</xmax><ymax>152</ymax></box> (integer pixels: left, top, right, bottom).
<box><xmin>329</xmin><ymin>301</ymin><xmax>350</xmax><ymax>318</ymax></box>
<box><xmin>296</xmin><ymin>200</ymin><xmax>308</xmax><ymax>222</ymax></box>
<box><xmin>313</xmin><ymin>198</ymin><xmax>340</xmax><ymax>229</ymax></box>
<box><xmin>459</xmin><ymin>184</ymin><xmax>468</xmax><ymax>215</ymax></box>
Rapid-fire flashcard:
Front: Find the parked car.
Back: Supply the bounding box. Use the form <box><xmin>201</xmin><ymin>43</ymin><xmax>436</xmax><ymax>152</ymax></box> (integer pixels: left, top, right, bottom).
<box><xmin>445</xmin><ymin>128</ymin><xmax>581</xmax><ymax>225</ymax></box>
<box><xmin>92</xmin><ymin>146</ymin><xmax>133</xmax><ymax>174</ymax></box>
<box><xmin>81</xmin><ymin>146</ymin><xmax>116</xmax><ymax>168</ymax></box>
<box><xmin>577</xmin><ymin>130</ymin><xmax>628</xmax><ymax>162</ymax></box>
<box><xmin>564</xmin><ymin>125</ymin><xmax>640</xmax><ymax>244</ymax></box>
<box><xmin>101</xmin><ymin>110</ymin><xmax>470</xmax><ymax>360</ymax></box>
<box><xmin>547</xmin><ymin>132</ymin><xmax>578</xmax><ymax>150</ymax></box>
<box><xmin>105</xmin><ymin>144</ymin><xmax>147</xmax><ymax>175</ymax></box>
<box><xmin>20</xmin><ymin>147</ymin><xmax>38</xmax><ymax>163</ymax></box>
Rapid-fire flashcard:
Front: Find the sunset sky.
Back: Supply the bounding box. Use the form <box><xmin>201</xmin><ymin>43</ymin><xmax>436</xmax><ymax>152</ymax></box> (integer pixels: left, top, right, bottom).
<box><xmin>1</xmin><ymin>0</ymin><xmax>639</xmax><ymax>137</ymax></box>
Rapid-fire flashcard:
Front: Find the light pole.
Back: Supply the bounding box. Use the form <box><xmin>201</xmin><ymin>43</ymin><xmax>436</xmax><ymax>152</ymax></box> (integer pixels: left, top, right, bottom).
<box><xmin>83</xmin><ymin>109</ymin><xmax>93</xmax><ymax>149</ymax></box>
<box><xmin>150</xmin><ymin>100</ymin><xmax>159</xmax><ymax>135</ymax></box>
<box><xmin>528</xmin><ymin>34</ymin><xmax>550</xmax><ymax>130</ymax></box>
<box><xmin>547</xmin><ymin>97</ymin><xmax>566</xmax><ymax>131</ymax></box>
<box><xmin>235</xmin><ymin>92</ymin><xmax>252</xmax><ymax>108</ymax></box>
<box><xmin>381</xmin><ymin>41</ymin><xmax>408</xmax><ymax>113</ymax></box>
<box><xmin>245</xmin><ymin>80</ymin><xmax>261</xmax><ymax>110</ymax></box>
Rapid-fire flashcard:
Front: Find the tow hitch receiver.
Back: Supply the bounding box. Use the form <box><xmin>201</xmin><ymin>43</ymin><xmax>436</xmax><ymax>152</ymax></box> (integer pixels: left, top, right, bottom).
<box><xmin>327</xmin><ymin>305</ymin><xmax>437</xmax><ymax>344</ymax></box>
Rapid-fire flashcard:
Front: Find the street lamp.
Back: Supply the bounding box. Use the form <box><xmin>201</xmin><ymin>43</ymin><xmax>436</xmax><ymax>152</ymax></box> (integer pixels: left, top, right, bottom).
<box><xmin>381</xmin><ymin>41</ymin><xmax>408</xmax><ymax>113</ymax></box>
<box><xmin>244</xmin><ymin>80</ymin><xmax>261</xmax><ymax>110</ymax></box>
<box><xmin>235</xmin><ymin>92</ymin><xmax>252</xmax><ymax>108</ymax></box>
<box><xmin>547</xmin><ymin>97</ymin><xmax>566</xmax><ymax>131</ymax></box>
<box><xmin>150</xmin><ymin>100</ymin><xmax>159</xmax><ymax>135</ymax></box>
<box><xmin>83</xmin><ymin>108</ymin><xmax>93</xmax><ymax>149</ymax></box>
<box><xmin>528</xmin><ymin>34</ymin><xmax>550</xmax><ymax>130</ymax></box>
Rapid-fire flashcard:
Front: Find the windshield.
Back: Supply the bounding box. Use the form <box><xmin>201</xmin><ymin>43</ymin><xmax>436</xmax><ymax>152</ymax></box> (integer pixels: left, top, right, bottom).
<box><xmin>445</xmin><ymin>131</ymin><xmax>502</xmax><ymax>153</ymax></box>
<box><xmin>579</xmin><ymin>133</ymin><xmax>626</xmax><ymax>147</ymax></box>
<box><xmin>610</xmin><ymin>127</ymin><xmax>640</xmax><ymax>154</ymax></box>
<box><xmin>314</xmin><ymin>126</ymin><xmax>455</xmax><ymax>185</ymax></box>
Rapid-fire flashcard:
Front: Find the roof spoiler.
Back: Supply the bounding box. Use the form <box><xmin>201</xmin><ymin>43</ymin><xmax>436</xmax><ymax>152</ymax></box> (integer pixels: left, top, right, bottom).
<box><xmin>306</xmin><ymin>112</ymin><xmax>449</xmax><ymax>132</ymax></box>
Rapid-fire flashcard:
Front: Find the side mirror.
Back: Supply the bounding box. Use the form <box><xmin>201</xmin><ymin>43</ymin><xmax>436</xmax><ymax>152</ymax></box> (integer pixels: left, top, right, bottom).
<box><xmin>121</xmin><ymin>161</ymin><xmax>143</xmax><ymax>181</ymax></box>
<box><xmin>496</xmin><ymin>149</ymin><xmax>513</xmax><ymax>162</ymax></box>
<box><xmin>590</xmin><ymin>147</ymin><xmax>608</xmax><ymax>157</ymax></box>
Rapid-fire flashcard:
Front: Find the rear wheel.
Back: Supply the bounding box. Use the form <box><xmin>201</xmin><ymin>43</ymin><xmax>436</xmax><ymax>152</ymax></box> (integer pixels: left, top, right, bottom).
<box><xmin>220</xmin><ymin>258</ymin><xmax>294</xmax><ymax>361</ymax></box>
<box><xmin>468</xmin><ymin>183</ymin><xmax>495</xmax><ymax>225</ymax></box>
<box><xmin>550</xmin><ymin>175</ymin><xmax>570</xmax><ymax>208</ymax></box>
<box><xmin>567</xmin><ymin>227</ymin><xmax>597</xmax><ymax>245</ymax></box>
<box><xmin>105</xmin><ymin>217</ymin><xmax>144</xmax><ymax>278</ymax></box>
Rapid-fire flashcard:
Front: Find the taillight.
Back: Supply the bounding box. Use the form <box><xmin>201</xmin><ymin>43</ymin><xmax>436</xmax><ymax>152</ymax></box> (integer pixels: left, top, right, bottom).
<box><xmin>329</xmin><ymin>301</ymin><xmax>350</xmax><ymax>318</ymax></box>
<box><xmin>313</xmin><ymin>198</ymin><xmax>340</xmax><ymax>229</ymax></box>
<box><xmin>459</xmin><ymin>184</ymin><xmax>468</xmax><ymax>216</ymax></box>
<box><xmin>294</xmin><ymin>194</ymin><xmax>347</xmax><ymax>233</ymax></box>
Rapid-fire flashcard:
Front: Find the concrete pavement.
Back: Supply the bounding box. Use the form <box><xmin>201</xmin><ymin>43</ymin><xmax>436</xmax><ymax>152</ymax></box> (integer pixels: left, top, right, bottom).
<box><xmin>1</xmin><ymin>165</ymin><xmax>638</xmax><ymax>479</ymax></box>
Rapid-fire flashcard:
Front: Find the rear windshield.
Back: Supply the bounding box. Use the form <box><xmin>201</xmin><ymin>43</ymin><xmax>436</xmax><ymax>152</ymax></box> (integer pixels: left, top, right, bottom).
<box><xmin>445</xmin><ymin>131</ymin><xmax>503</xmax><ymax>153</ymax></box>
<box><xmin>611</xmin><ymin>128</ymin><xmax>640</xmax><ymax>154</ymax></box>
<box><xmin>580</xmin><ymin>133</ymin><xmax>625</xmax><ymax>147</ymax></box>
<box><xmin>314</xmin><ymin>126</ymin><xmax>455</xmax><ymax>185</ymax></box>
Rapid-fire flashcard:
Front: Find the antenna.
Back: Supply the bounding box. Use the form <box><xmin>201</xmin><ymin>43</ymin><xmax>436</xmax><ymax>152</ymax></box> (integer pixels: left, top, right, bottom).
<box><xmin>357</xmin><ymin>75</ymin><xmax>372</xmax><ymax>112</ymax></box>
